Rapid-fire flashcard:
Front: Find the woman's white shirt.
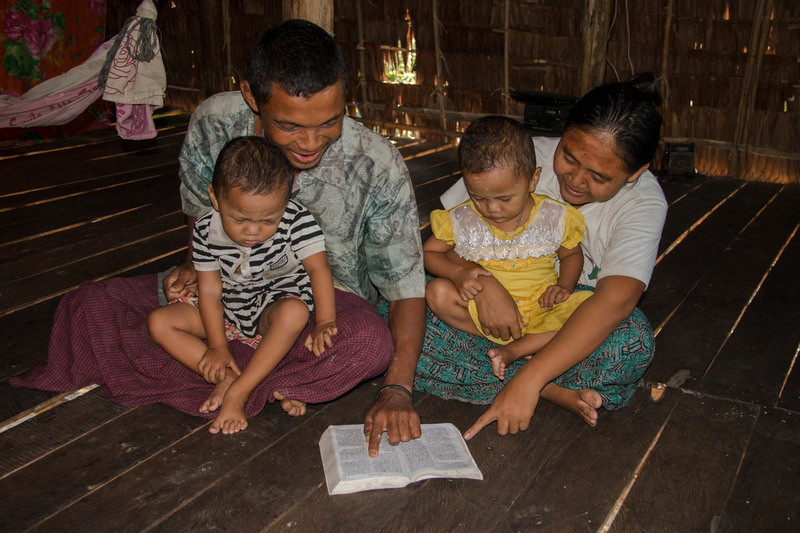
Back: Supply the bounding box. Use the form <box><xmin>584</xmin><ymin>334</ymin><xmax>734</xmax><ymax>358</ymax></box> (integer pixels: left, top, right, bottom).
<box><xmin>439</xmin><ymin>136</ymin><xmax>668</xmax><ymax>289</ymax></box>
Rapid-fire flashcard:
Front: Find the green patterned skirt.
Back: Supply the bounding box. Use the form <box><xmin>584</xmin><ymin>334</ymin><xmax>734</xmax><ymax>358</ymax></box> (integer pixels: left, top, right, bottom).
<box><xmin>378</xmin><ymin>284</ymin><xmax>655</xmax><ymax>410</ymax></box>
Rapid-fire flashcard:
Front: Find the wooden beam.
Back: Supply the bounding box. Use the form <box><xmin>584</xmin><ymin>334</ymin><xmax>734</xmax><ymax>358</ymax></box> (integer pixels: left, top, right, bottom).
<box><xmin>282</xmin><ymin>0</ymin><xmax>333</xmax><ymax>32</ymax></box>
<box><xmin>503</xmin><ymin>0</ymin><xmax>511</xmax><ymax>116</ymax></box>
<box><xmin>355</xmin><ymin>0</ymin><xmax>369</xmax><ymax>117</ymax></box>
<box><xmin>432</xmin><ymin>0</ymin><xmax>449</xmax><ymax>141</ymax></box>
<box><xmin>732</xmin><ymin>0</ymin><xmax>771</xmax><ymax>178</ymax></box>
<box><xmin>579</xmin><ymin>0</ymin><xmax>612</xmax><ymax>95</ymax></box>
<box><xmin>660</xmin><ymin>0</ymin><xmax>675</xmax><ymax>137</ymax></box>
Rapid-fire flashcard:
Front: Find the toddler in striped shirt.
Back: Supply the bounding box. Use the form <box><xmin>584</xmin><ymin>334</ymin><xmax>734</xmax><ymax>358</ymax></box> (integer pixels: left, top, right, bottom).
<box><xmin>148</xmin><ymin>136</ymin><xmax>337</xmax><ymax>434</ymax></box>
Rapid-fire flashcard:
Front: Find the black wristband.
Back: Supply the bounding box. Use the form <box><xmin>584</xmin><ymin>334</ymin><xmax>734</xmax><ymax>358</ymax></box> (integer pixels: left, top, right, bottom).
<box><xmin>376</xmin><ymin>384</ymin><xmax>413</xmax><ymax>402</ymax></box>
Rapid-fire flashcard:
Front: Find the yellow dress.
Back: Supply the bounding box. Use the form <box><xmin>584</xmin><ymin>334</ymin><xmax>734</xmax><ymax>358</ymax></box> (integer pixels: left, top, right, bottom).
<box><xmin>430</xmin><ymin>193</ymin><xmax>593</xmax><ymax>345</ymax></box>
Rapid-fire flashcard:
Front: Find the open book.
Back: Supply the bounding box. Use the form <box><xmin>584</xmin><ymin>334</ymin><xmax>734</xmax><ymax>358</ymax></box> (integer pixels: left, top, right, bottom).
<box><xmin>318</xmin><ymin>423</ymin><xmax>483</xmax><ymax>495</ymax></box>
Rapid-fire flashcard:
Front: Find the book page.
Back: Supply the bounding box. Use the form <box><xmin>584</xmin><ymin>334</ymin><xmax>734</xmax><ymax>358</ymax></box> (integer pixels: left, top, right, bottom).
<box><xmin>401</xmin><ymin>423</ymin><xmax>482</xmax><ymax>479</ymax></box>
<box><xmin>328</xmin><ymin>425</ymin><xmax>408</xmax><ymax>480</ymax></box>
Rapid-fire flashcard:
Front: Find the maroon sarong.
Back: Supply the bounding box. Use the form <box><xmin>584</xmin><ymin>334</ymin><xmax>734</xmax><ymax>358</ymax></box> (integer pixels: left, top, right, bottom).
<box><xmin>10</xmin><ymin>275</ymin><xmax>393</xmax><ymax>418</ymax></box>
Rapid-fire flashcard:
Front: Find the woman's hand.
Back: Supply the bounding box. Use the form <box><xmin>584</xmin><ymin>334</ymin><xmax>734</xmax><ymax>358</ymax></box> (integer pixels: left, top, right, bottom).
<box><xmin>304</xmin><ymin>321</ymin><xmax>338</xmax><ymax>356</ymax></box>
<box><xmin>452</xmin><ymin>266</ymin><xmax>492</xmax><ymax>301</ymax></box>
<box><xmin>472</xmin><ymin>274</ymin><xmax>524</xmax><ymax>341</ymax></box>
<box><xmin>464</xmin><ymin>374</ymin><xmax>540</xmax><ymax>439</ymax></box>
<box><xmin>197</xmin><ymin>346</ymin><xmax>241</xmax><ymax>383</ymax></box>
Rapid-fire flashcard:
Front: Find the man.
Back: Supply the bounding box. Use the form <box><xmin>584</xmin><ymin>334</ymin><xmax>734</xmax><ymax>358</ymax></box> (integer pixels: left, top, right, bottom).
<box><xmin>164</xmin><ymin>20</ymin><xmax>426</xmax><ymax>447</ymax></box>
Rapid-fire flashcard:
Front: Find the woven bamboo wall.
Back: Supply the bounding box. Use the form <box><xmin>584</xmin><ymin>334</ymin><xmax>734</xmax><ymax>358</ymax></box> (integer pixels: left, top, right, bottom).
<box><xmin>108</xmin><ymin>0</ymin><xmax>798</xmax><ymax>183</ymax></box>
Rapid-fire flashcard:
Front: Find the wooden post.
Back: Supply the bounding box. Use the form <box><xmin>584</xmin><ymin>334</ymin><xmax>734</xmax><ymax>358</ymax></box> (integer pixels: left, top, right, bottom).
<box><xmin>282</xmin><ymin>0</ymin><xmax>333</xmax><ymax>33</ymax></box>
<box><xmin>732</xmin><ymin>0</ymin><xmax>772</xmax><ymax>178</ymax></box>
<box><xmin>659</xmin><ymin>0</ymin><xmax>675</xmax><ymax>137</ymax></box>
<box><xmin>199</xmin><ymin>0</ymin><xmax>223</xmax><ymax>96</ymax></box>
<box><xmin>355</xmin><ymin>0</ymin><xmax>369</xmax><ymax>111</ymax></box>
<box><xmin>432</xmin><ymin>0</ymin><xmax>448</xmax><ymax>140</ymax></box>
<box><xmin>222</xmin><ymin>0</ymin><xmax>233</xmax><ymax>91</ymax></box>
<box><xmin>579</xmin><ymin>0</ymin><xmax>612</xmax><ymax>96</ymax></box>
<box><xmin>503</xmin><ymin>0</ymin><xmax>510</xmax><ymax>116</ymax></box>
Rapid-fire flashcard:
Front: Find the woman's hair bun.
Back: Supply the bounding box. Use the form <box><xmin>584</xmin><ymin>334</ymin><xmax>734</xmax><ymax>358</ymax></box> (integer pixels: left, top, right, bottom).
<box><xmin>627</xmin><ymin>72</ymin><xmax>662</xmax><ymax>107</ymax></box>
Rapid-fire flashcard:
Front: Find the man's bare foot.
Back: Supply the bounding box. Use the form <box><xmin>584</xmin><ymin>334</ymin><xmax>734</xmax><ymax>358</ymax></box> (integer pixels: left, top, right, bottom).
<box><xmin>487</xmin><ymin>346</ymin><xmax>522</xmax><ymax>380</ymax></box>
<box><xmin>209</xmin><ymin>387</ymin><xmax>248</xmax><ymax>434</ymax></box>
<box><xmin>273</xmin><ymin>391</ymin><xmax>306</xmax><ymax>416</ymax></box>
<box><xmin>541</xmin><ymin>383</ymin><xmax>602</xmax><ymax>426</ymax></box>
<box><xmin>199</xmin><ymin>375</ymin><xmax>235</xmax><ymax>414</ymax></box>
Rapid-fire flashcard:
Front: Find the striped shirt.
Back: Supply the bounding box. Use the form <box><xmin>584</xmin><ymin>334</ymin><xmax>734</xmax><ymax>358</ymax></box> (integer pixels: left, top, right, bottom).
<box><xmin>192</xmin><ymin>199</ymin><xmax>325</xmax><ymax>337</ymax></box>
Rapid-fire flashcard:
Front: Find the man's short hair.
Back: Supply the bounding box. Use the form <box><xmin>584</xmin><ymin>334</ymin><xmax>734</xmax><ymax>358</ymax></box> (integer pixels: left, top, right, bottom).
<box><xmin>212</xmin><ymin>136</ymin><xmax>293</xmax><ymax>201</ymax></box>
<box><xmin>247</xmin><ymin>19</ymin><xmax>349</xmax><ymax>104</ymax></box>
<box><xmin>458</xmin><ymin>116</ymin><xmax>538</xmax><ymax>180</ymax></box>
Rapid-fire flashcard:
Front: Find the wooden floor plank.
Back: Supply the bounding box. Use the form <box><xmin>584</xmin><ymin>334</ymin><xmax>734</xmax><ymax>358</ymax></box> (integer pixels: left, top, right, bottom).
<box><xmin>0</xmin><ymin>298</ymin><xmax>59</xmax><ymax>380</ymax></box>
<box><xmin>716</xmin><ymin>409</ymin><xmax>800</xmax><ymax>532</ymax></box>
<box><xmin>0</xmin><ymin>388</ymin><xmax>130</xmax><ymax>478</ymax></box>
<box><xmin>0</xmin><ymin>380</ymin><xmax>57</xmax><ymax>423</ymax></box>
<box><xmin>639</xmin><ymin>181</ymin><xmax>778</xmax><ymax>332</ymax></box>
<box><xmin>656</xmin><ymin>176</ymin><xmax>742</xmax><ymax>257</ymax></box>
<box><xmin>0</xmin><ymin>404</ymin><xmax>204</xmax><ymax>532</ymax></box>
<box><xmin>398</xmin><ymin>141</ymin><xmax>453</xmax><ymax>160</ymax></box>
<box><xmin>24</xmin><ymin>383</ymin><xmax>372</xmax><ymax>533</ymax></box>
<box><xmin>0</xmin><ymin>199</ymin><xmax>181</xmax><ymax>264</ymax></box>
<box><xmin>3</xmin><ymin>212</ymin><xmax>184</xmax><ymax>283</ymax></box>
<box><xmin>643</xmin><ymin>185</ymin><xmax>799</xmax><ymax>385</ymax></box>
<box><xmin>501</xmin><ymin>387</ymin><xmax>681</xmax><ymax>531</ymax></box>
<box><xmin>146</xmin><ymin>381</ymin><xmax>394</xmax><ymax>533</ymax></box>
<box><xmin>0</xmin><ymin>113</ymin><xmax>189</xmax><ymax>159</ymax></box>
<box><xmin>270</xmin><ymin>394</ymin><xmax>611</xmax><ymax>533</ymax></box>
<box><xmin>0</xmin><ymin>138</ymin><xmax>184</xmax><ymax>195</ymax></box>
<box><xmin>0</xmin><ymin>229</ymin><xmax>186</xmax><ymax>316</ymax></box>
<box><xmin>776</xmin><ymin>347</ymin><xmax>800</xmax><ymax>413</ymax></box>
<box><xmin>0</xmin><ymin>177</ymin><xmax>178</xmax><ymax>242</ymax></box>
<box><xmin>699</xmin><ymin>219</ymin><xmax>800</xmax><ymax>407</ymax></box>
<box><xmin>658</xmin><ymin>174</ymin><xmax>709</xmax><ymax>205</ymax></box>
<box><xmin>0</xmin><ymin>162</ymin><xmax>178</xmax><ymax>212</ymax></box>
<box><xmin>608</xmin><ymin>393</ymin><xmax>759</xmax><ymax>532</ymax></box>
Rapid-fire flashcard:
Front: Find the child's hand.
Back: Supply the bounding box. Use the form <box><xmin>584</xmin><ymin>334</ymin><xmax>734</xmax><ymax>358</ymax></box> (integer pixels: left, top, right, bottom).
<box><xmin>539</xmin><ymin>284</ymin><xmax>571</xmax><ymax>310</ymax></box>
<box><xmin>305</xmin><ymin>321</ymin><xmax>338</xmax><ymax>356</ymax></box>
<box><xmin>452</xmin><ymin>266</ymin><xmax>492</xmax><ymax>301</ymax></box>
<box><xmin>197</xmin><ymin>346</ymin><xmax>241</xmax><ymax>383</ymax></box>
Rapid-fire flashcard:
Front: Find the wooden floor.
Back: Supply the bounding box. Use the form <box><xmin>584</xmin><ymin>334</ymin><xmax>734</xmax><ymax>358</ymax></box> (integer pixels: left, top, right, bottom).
<box><xmin>1</xmin><ymin>116</ymin><xmax>798</xmax><ymax>532</ymax></box>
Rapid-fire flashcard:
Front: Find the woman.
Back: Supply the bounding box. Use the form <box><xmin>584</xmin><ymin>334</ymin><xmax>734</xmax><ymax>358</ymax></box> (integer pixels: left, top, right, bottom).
<box><xmin>414</xmin><ymin>73</ymin><xmax>668</xmax><ymax>439</ymax></box>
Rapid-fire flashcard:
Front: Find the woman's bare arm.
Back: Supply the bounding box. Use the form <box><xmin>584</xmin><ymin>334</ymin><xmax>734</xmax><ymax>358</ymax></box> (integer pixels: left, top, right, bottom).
<box><xmin>465</xmin><ymin>274</ymin><xmax>645</xmax><ymax>438</ymax></box>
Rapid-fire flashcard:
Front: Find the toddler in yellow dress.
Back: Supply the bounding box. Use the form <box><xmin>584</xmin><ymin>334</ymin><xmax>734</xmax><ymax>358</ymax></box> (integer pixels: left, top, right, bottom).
<box><xmin>424</xmin><ymin>116</ymin><xmax>592</xmax><ymax>380</ymax></box>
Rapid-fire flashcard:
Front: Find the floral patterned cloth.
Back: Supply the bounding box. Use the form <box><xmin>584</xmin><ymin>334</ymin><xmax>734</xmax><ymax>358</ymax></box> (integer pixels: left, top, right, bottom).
<box><xmin>0</xmin><ymin>0</ymin><xmax>110</xmax><ymax>144</ymax></box>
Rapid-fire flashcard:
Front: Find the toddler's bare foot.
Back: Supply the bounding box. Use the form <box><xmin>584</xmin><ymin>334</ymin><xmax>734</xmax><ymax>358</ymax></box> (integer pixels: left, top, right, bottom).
<box><xmin>199</xmin><ymin>375</ymin><xmax>235</xmax><ymax>414</ymax></box>
<box><xmin>273</xmin><ymin>391</ymin><xmax>306</xmax><ymax>416</ymax></box>
<box><xmin>487</xmin><ymin>347</ymin><xmax>519</xmax><ymax>380</ymax></box>
<box><xmin>541</xmin><ymin>383</ymin><xmax>602</xmax><ymax>426</ymax></box>
<box><xmin>209</xmin><ymin>388</ymin><xmax>248</xmax><ymax>435</ymax></box>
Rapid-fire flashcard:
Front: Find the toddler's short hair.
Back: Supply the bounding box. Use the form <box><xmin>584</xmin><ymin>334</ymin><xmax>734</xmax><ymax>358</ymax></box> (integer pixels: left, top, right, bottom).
<box><xmin>458</xmin><ymin>116</ymin><xmax>537</xmax><ymax>180</ymax></box>
<box><xmin>212</xmin><ymin>136</ymin><xmax>293</xmax><ymax>201</ymax></box>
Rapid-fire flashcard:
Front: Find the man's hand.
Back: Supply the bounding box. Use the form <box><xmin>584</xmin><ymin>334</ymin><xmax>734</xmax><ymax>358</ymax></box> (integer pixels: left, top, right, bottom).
<box><xmin>464</xmin><ymin>373</ymin><xmax>540</xmax><ymax>440</ymax></box>
<box><xmin>364</xmin><ymin>387</ymin><xmax>421</xmax><ymax>457</ymax></box>
<box><xmin>539</xmin><ymin>284</ymin><xmax>571</xmax><ymax>310</ymax></box>
<box><xmin>163</xmin><ymin>262</ymin><xmax>198</xmax><ymax>301</ymax></box>
<box><xmin>472</xmin><ymin>275</ymin><xmax>524</xmax><ymax>341</ymax></box>
<box><xmin>197</xmin><ymin>346</ymin><xmax>241</xmax><ymax>383</ymax></box>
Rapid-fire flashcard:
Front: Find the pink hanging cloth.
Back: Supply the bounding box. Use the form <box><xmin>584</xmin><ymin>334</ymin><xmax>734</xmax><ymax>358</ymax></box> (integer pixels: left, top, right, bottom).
<box><xmin>0</xmin><ymin>0</ymin><xmax>166</xmax><ymax>140</ymax></box>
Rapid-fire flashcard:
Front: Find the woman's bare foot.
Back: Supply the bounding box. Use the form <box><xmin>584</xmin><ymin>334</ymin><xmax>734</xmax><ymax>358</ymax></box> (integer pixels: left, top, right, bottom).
<box><xmin>209</xmin><ymin>387</ymin><xmax>248</xmax><ymax>434</ymax></box>
<box><xmin>487</xmin><ymin>347</ymin><xmax>525</xmax><ymax>380</ymax></box>
<box><xmin>541</xmin><ymin>383</ymin><xmax>602</xmax><ymax>426</ymax></box>
<box><xmin>199</xmin><ymin>374</ymin><xmax>235</xmax><ymax>414</ymax></box>
<box><xmin>273</xmin><ymin>391</ymin><xmax>306</xmax><ymax>416</ymax></box>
